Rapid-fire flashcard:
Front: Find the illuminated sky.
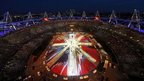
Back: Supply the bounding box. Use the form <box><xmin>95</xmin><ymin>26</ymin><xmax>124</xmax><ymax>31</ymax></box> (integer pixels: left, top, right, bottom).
<box><xmin>0</xmin><ymin>0</ymin><xmax>143</xmax><ymax>13</ymax></box>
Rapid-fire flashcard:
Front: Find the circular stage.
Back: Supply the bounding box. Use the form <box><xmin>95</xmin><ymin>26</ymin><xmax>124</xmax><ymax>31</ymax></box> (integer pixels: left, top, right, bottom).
<box><xmin>44</xmin><ymin>32</ymin><xmax>101</xmax><ymax>76</ymax></box>
<box><xmin>24</xmin><ymin>32</ymin><xmax>111</xmax><ymax>81</ymax></box>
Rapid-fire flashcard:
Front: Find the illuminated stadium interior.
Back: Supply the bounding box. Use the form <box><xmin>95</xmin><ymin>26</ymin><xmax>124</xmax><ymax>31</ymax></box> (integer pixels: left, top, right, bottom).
<box><xmin>0</xmin><ymin>1</ymin><xmax>144</xmax><ymax>81</ymax></box>
<box><xmin>40</xmin><ymin>32</ymin><xmax>101</xmax><ymax>76</ymax></box>
<box><xmin>25</xmin><ymin>32</ymin><xmax>112</xmax><ymax>78</ymax></box>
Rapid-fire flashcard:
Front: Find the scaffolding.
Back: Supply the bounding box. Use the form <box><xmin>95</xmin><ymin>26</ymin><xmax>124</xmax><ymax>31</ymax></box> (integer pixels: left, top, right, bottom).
<box><xmin>0</xmin><ymin>11</ymin><xmax>16</xmax><ymax>36</ymax></box>
<box><xmin>3</xmin><ymin>11</ymin><xmax>12</xmax><ymax>23</ymax></box>
<box><xmin>95</xmin><ymin>10</ymin><xmax>101</xmax><ymax>21</ymax></box>
<box><xmin>26</xmin><ymin>12</ymin><xmax>35</xmax><ymax>26</ymax></box>
<box><xmin>81</xmin><ymin>11</ymin><xmax>87</xmax><ymax>20</ymax></box>
<box><xmin>27</xmin><ymin>12</ymin><xmax>33</xmax><ymax>20</ymax></box>
<box><xmin>43</xmin><ymin>11</ymin><xmax>48</xmax><ymax>18</ymax></box>
<box><xmin>57</xmin><ymin>12</ymin><xmax>62</xmax><ymax>20</ymax></box>
<box><xmin>128</xmin><ymin>9</ymin><xmax>141</xmax><ymax>31</ymax></box>
<box><xmin>69</xmin><ymin>10</ymin><xmax>74</xmax><ymax>20</ymax></box>
<box><xmin>43</xmin><ymin>11</ymin><xmax>49</xmax><ymax>21</ymax></box>
<box><xmin>109</xmin><ymin>10</ymin><xmax>118</xmax><ymax>25</ymax></box>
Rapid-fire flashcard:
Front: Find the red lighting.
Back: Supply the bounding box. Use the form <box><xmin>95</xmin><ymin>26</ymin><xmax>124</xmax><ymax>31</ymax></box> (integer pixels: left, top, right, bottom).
<box><xmin>45</xmin><ymin>33</ymin><xmax>101</xmax><ymax>76</ymax></box>
<box><xmin>94</xmin><ymin>16</ymin><xmax>100</xmax><ymax>21</ymax></box>
<box><xmin>43</xmin><ymin>18</ymin><xmax>49</xmax><ymax>21</ymax></box>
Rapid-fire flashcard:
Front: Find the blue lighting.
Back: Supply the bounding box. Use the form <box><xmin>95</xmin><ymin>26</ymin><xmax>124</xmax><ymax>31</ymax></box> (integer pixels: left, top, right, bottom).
<box><xmin>0</xmin><ymin>17</ymin><xmax>144</xmax><ymax>37</ymax></box>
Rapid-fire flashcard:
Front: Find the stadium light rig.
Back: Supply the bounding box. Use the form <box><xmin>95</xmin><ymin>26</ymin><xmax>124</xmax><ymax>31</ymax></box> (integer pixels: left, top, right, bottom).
<box><xmin>43</xmin><ymin>18</ymin><xmax>49</xmax><ymax>21</ymax></box>
<box><xmin>94</xmin><ymin>16</ymin><xmax>100</xmax><ymax>21</ymax></box>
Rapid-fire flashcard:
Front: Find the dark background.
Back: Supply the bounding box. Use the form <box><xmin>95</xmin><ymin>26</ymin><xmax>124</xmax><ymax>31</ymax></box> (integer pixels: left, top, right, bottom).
<box><xmin>0</xmin><ymin>0</ymin><xmax>144</xmax><ymax>14</ymax></box>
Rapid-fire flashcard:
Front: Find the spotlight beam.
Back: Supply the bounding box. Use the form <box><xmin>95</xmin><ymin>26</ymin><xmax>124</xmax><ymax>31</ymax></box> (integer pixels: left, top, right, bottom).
<box><xmin>60</xmin><ymin>61</ymin><xmax>68</xmax><ymax>75</ymax></box>
<box><xmin>78</xmin><ymin>42</ymin><xmax>92</xmax><ymax>46</ymax></box>
<box><xmin>78</xmin><ymin>48</ymin><xmax>97</xmax><ymax>63</ymax></box>
<box><xmin>47</xmin><ymin>46</ymin><xmax>69</xmax><ymax>68</ymax></box>
<box><xmin>52</xmin><ymin>43</ymin><xmax>67</xmax><ymax>46</ymax></box>
<box><xmin>77</xmin><ymin>35</ymin><xmax>84</xmax><ymax>41</ymax></box>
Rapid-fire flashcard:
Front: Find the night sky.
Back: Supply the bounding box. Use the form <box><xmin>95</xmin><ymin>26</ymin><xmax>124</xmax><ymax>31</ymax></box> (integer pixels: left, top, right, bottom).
<box><xmin>0</xmin><ymin>0</ymin><xmax>143</xmax><ymax>13</ymax></box>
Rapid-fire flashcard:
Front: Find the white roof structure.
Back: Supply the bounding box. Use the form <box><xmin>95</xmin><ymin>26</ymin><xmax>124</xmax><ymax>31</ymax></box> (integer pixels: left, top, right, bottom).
<box><xmin>43</xmin><ymin>11</ymin><xmax>48</xmax><ymax>18</ymax></box>
<box><xmin>109</xmin><ymin>10</ymin><xmax>118</xmax><ymax>25</ymax></box>
<box><xmin>128</xmin><ymin>9</ymin><xmax>141</xmax><ymax>31</ymax></box>
<box><xmin>3</xmin><ymin>11</ymin><xmax>12</xmax><ymax>23</ymax></box>
<box><xmin>81</xmin><ymin>11</ymin><xmax>87</xmax><ymax>20</ymax></box>
<box><xmin>57</xmin><ymin>12</ymin><xmax>62</xmax><ymax>20</ymax></box>
<box><xmin>27</xmin><ymin>12</ymin><xmax>33</xmax><ymax>20</ymax></box>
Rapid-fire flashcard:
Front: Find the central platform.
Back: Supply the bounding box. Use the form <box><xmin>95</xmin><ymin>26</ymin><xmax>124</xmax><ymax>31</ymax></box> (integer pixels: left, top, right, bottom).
<box><xmin>45</xmin><ymin>32</ymin><xmax>101</xmax><ymax>76</ymax></box>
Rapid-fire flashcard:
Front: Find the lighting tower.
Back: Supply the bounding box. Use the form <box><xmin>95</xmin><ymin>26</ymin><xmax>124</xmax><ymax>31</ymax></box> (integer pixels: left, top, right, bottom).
<box><xmin>3</xmin><ymin>11</ymin><xmax>12</xmax><ymax>23</ymax></box>
<box><xmin>26</xmin><ymin>12</ymin><xmax>35</xmax><ymax>26</ymax></box>
<box><xmin>27</xmin><ymin>12</ymin><xmax>33</xmax><ymax>20</ymax></box>
<box><xmin>43</xmin><ymin>11</ymin><xmax>49</xmax><ymax>21</ymax></box>
<box><xmin>94</xmin><ymin>10</ymin><xmax>101</xmax><ymax>21</ymax></box>
<box><xmin>69</xmin><ymin>10</ymin><xmax>74</xmax><ymax>20</ymax></box>
<box><xmin>2</xmin><ymin>11</ymin><xmax>16</xmax><ymax>33</ymax></box>
<box><xmin>57</xmin><ymin>12</ymin><xmax>62</xmax><ymax>20</ymax></box>
<box><xmin>43</xmin><ymin>11</ymin><xmax>48</xmax><ymax>18</ymax></box>
<box><xmin>128</xmin><ymin>9</ymin><xmax>141</xmax><ymax>31</ymax></box>
<box><xmin>81</xmin><ymin>11</ymin><xmax>87</xmax><ymax>20</ymax></box>
<box><xmin>109</xmin><ymin>10</ymin><xmax>118</xmax><ymax>25</ymax></box>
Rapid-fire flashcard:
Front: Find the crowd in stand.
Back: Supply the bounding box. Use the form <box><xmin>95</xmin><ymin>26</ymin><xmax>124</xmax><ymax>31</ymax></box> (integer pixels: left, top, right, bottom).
<box><xmin>0</xmin><ymin>21</ymin><xmax>144</xmax><ymax>81</ymax></box>
<box><xmin>94</xmin><ymin>25</ymin><xmax>144</xmax><ymax>79</ymax></box>
<box><xmin>0</xmin><ymin>25</ymin><xmax>53</xmax><ymax>81</ymax></box>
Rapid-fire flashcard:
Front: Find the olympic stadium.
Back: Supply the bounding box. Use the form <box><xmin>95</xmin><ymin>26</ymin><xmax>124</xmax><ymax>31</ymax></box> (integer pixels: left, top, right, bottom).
<box><xmin>0</xmin><ymin>9</ymin><xmax>144</xmax><ymax>81</ymax></box>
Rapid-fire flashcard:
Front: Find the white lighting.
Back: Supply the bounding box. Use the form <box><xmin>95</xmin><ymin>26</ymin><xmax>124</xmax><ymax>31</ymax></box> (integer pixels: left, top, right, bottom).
<box><xmin>49</xmin><ymin>33</ymin><xmax>97</xmax><ymax>76</ymax></box>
